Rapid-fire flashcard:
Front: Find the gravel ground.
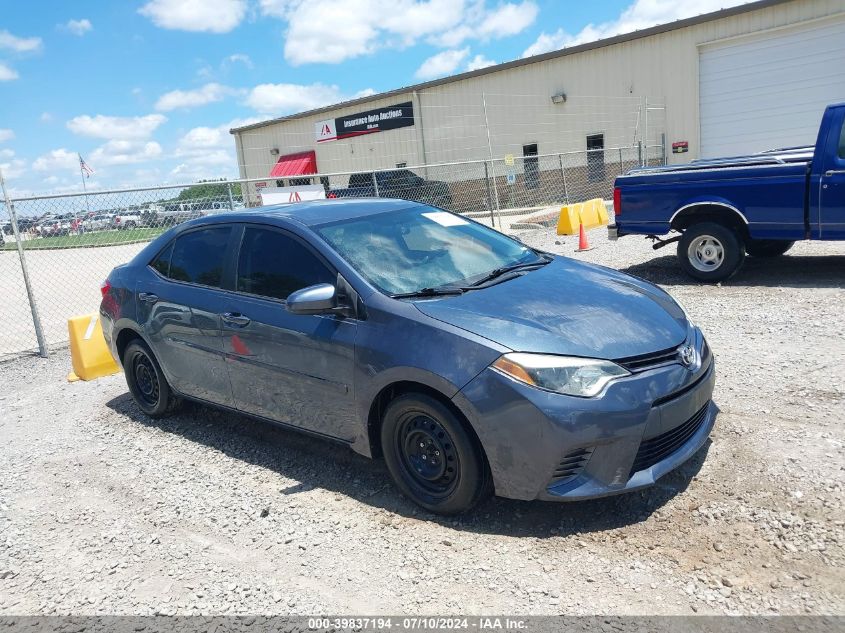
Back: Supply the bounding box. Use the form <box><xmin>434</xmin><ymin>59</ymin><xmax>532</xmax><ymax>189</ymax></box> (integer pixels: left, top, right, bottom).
<box><xmin>0</xmin><ymin>228</ymin><xmax>843</xmax><ymax>616</ymax></box>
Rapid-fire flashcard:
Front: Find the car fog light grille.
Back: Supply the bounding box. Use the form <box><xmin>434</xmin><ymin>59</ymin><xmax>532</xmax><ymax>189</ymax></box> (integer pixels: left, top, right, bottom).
<box><xmin>551</xmin><ymin>447</ymin><xmax>594</xmax><ymax>484</ymax></box>
<box><xmin>630</xmin><ymin>404</ymin><xmax>709</xmax><ymax>476</ymax></box>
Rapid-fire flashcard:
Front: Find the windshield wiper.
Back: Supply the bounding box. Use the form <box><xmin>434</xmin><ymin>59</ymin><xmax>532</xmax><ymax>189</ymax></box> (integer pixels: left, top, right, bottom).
<box><xmin>464</xmin><ymin>255</ymin><xmax>553</xmax><ymax>288</ymax></box>
<box><xmin>390</xmin><ymin>286</ymin><xmax>465</xmax><ymax>299</ymax></box>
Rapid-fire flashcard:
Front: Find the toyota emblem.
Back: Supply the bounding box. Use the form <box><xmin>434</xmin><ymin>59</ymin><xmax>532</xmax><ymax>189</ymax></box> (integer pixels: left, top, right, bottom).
<box><xmin>679</xmin><ymin>344</ymin><xmax>696</xmax><ymax>368</ymax></box>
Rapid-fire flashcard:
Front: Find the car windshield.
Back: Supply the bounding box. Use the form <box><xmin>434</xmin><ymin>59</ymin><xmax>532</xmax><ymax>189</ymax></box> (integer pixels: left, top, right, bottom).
<box><xmin>315</xmin><ymin>206</ymin><xmax>546</xmax><ymax>296</ymax></box>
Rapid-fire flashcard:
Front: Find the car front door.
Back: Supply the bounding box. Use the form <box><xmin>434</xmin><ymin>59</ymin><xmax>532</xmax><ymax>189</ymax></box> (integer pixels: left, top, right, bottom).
<box><xmin>818</xmin><ymin>111</ymin><xmax>845</xmax><ymax>239</ymax></box>
<box><xmin>138</xmin><ymin>225</ymin><xmax>236</xmax><ymax>407</ymax></box>
<box><xmin>221</xmin><ymin>224</ymin><xmax>359</xmax><ymax>441</ymax></box>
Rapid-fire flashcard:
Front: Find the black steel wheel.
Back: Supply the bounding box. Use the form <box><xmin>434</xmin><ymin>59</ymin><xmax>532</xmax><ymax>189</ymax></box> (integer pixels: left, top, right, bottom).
<box><xmin>381</xmin><ymin>393</ymin><xmax>490</xmax><ymax>515</ymax></box>
<box><xmin>123</xmin><ymin>339</ymin><xmax>180</xmax><ymax>418</ymax></box>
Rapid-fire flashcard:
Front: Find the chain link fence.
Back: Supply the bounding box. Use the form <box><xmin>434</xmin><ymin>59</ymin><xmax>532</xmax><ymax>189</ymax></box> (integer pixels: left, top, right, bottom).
<box><xmin>0</xmin><ymin>143</ymin><xmax>663</xmax><ymax>359</ymax></box>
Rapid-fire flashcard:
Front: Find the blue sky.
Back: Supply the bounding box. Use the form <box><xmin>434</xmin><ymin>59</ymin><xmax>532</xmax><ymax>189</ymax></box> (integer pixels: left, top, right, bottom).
<box><xmin>0</xmin><ymin>0</ymin><xmax>751</xmax><ymax>196</ymax></box>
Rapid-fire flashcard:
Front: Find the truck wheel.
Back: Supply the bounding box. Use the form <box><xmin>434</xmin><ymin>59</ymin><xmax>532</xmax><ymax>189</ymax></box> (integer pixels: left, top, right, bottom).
<box><xmin>678</xmin><ymin>222</ymin><xmax>745</xmax><ymax>282</ymax></box>
<box><xmin>745</xmin><ymin>239</ymin><xmax>794</xmax><ymax>258</ymax></box>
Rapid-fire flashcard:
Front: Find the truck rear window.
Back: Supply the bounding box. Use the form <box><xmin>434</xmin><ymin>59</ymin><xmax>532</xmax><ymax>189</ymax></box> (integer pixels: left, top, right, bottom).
<box><xmin>839</xmin><ymin>119</ymin><xmax>845</xmax><ymax>159</ymax></box>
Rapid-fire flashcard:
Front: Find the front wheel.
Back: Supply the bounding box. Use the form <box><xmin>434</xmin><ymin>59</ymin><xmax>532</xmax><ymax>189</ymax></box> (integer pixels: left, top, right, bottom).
<box><xmin>745</xmin><ymin>239</ymin><xmax>794</xmax><ymax>258</ymax></box>
<box><xmin>123</xmin><ymin>339</ymin><xmax>180</xmax><ymax>418</ymax></box>
<box><xmin>678</xmin><ymin>222</ymin><xmax>745</xmax><ymax>282</ymax></box>
<box><xmin>381</xmin><ymin>394</ymin><xmax>490</xmax><ymax>515</ymax></box>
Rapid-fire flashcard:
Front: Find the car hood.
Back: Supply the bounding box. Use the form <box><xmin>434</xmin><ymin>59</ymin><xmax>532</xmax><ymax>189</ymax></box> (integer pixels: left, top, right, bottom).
<box><xmin>414</xmin><ymin>257</ymin><xmax>688</xmax><ymax>359</ymax></box>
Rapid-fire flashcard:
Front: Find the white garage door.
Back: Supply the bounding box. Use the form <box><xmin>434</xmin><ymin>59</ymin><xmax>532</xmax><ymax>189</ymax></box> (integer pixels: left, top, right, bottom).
<box><xmin>699</xmin><ymin>15</ymin><xmax>845</xmax><ymax>158</ymax></box>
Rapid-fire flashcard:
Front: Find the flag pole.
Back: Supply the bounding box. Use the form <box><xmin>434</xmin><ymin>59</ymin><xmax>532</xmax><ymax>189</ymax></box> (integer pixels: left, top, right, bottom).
<box><xmin>78</xmin><ymin>154</ymin><xmax>90</xmax><ymax>233</ymax></box>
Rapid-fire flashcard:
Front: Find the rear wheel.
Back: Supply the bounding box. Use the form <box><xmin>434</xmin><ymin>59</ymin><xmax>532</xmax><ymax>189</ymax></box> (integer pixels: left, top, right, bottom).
<box><xmin>381</xmin><ymin>394</ymin><xmax>489</xmax><ymax>515</ymax></box>
<box><xmin>678</xmin><ymin>222</ymin><xmax>745</xmax><ymax>282</ymax></box>
<box><xmin>123</xmin><ymin>339</ymin><xmax>180</xmax><ymax>417</ymax></box>
<box><xmin>745</xmin><ymin>239</ymin><xmax>794</xmax><ymax>258</ymax></box>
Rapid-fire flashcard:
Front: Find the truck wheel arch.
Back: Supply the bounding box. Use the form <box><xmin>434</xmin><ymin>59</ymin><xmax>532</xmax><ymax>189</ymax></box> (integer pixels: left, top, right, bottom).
<box><xmin>670</xmin><ymin>202</ymin><xmax>749</xmax><ymax>239</ymax></box>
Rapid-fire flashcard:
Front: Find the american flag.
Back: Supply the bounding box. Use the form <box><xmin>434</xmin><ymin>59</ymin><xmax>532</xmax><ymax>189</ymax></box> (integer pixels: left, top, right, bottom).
<box><xmin>79</xmin><ymin>154</ymin><xmax>95</xmax><ymax>178</ymax></box>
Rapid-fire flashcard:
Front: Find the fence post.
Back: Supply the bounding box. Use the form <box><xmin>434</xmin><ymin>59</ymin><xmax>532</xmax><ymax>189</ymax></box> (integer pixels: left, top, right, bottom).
<box><xmin>0</xmin><ymin>167</ymin><xmax>48</xmax><ymax>358</ymax></box>
<box><xmin>558</xmin><ymin>153</ymin><xmax>570</xmax><ymax>204</ymax></box>
<box><xmin>638</xmin><ymin>141</ymin><xmax>643</xmax><ymax>167</ymax></box>
<box><xmin>227</xmin><ymin>182</ymin><xmax>235</xmax><ymax>210</ymax></box>
<box><xmin>372</xmin><ymin>173</ymin><xmax>380</xmax><ymax>197</ymax></box>
<box><xmin>618</xmin><ymin>147</ymin><xmax>624</xmax><ymax>175</ymax></box>
<box><xmin>483</xmin><ymin>161</ymin><xmax>495</xmax><ymax>226</ymax></box>
<box><xmin>661</xmin><ymin>132</ymin><xmax>667</xmax><ymax>166</ymax></box>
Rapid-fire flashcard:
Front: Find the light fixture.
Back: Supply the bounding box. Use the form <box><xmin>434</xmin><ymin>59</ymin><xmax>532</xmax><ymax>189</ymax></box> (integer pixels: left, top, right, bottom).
<box><xmin>270</xmin><ymin>148</ymin><xmax>280</xmax><ymax>155</ymax></box>
<box><xmin>551</xmin><ymin>93</ymin><xmax>567</xmax><ymax>104</ymax></box>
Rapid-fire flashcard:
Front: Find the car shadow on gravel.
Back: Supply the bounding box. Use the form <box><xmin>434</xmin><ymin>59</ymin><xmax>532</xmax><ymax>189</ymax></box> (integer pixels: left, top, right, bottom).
<box><xmin>621</xmin><ymin>254</ymin><xmax>845</xmax><ymax>288</ymax></box>
<box><xmin>106</xmin><ymin>393</ymin><xmax>710</xmax><ymax>539</ymax></box>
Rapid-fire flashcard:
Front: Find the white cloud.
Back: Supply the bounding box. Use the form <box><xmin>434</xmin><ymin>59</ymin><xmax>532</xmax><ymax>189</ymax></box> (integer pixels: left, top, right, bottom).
<box><xmin>0</xmin><ymin>148</ymin><xmax>14</xmax><ymax>160</ymax></box>
<box><xmin>155</xmin><ymin>83</ymin><xmax>235</xmax><ymax>111</ymax></box>
<box><xmin>466</xmin><ymin>53</ymin><xmax>495</xmax><ymax>71</ymax></box>
<box><xmin>0</xmin><ymin>129</ymin><xmax>13</xmax><ymax>143</ymax></box>
<box><xmin>224</xmin><ymin>53</ymin><xmax>253</xmax><ymax>69</ymax></box>
<box><xmin>415</xmin><ymin>48</ymin><xmax>469</xmax><ymax>80</ymax></box>
<box><xmin>63</xmin><ymin>19</ymin><xmax>93</xmax><ymax>36</ymax></box>
<box><xmin>1</xmin><ymin>157</ymin><xmax>26</xmax><ymax>180</ymax></box>
<box><xmin>89</xmin><ymin>140</ymin><xmax>163</xmax><ymax>166</ymax></box>
<box><xmin>0</xmin><ymin>63</ymin><xmax>19</xmax><ymax>81</ymax></box>
<box><xmin>32</xmin><ymin>148</ymin><xmax>80</xmax><ymax>172</ymax></box>
<box><xmin>139</xmin><ymin>0</ymin><xmax>247</xmax><ymax>33</ymax></box>
<box><xmin>523</xmin><ymin>0</ymin><xmax>752</xmax><ymax>57</ymax></box>
<box><xmin>270</xmin><ymin>0</ymin><xmax>536</xmax><ymax>66</ymax></box>
<box><xmin>66</xmin><ymin>114</ymin><xmax>167</xmax><ymax>140</ymax></box>
<box><xmin>40</xmin><ymin>112</ymin><xmax>53</xmax><ymax>123</ymax></box>
<box><xmin>244</xmin><ymin>83</ymin><xmax>367</xmax><ymax>114</ymax></box>
<box><xmin>0</xmin><ymin>30</ymin><xmax>43</xmax><ymax>53</ymax></box>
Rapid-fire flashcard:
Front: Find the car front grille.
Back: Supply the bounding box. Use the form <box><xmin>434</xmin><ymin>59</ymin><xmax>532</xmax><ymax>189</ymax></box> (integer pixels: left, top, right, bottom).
<box><xmin>550</xmin><ymin>447</ymin><xmax>594</xmax><ymax>485</ymax></box>
<box><xmin>617</xmin><ymin>346</ymin><xmax>681</xmax><ymax>372</ymax></box>
<box><xmin>630</xmin><ymin>404</ymin><xmax>709</xmax><ymax>476</ymax></box>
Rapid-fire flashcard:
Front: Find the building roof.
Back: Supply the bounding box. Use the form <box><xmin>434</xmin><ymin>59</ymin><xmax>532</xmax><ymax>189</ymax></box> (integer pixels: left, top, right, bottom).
<box><xmin>230</xmin><ymin>0</ymin><xmax>792</xmax><ymax>135</ymax></box>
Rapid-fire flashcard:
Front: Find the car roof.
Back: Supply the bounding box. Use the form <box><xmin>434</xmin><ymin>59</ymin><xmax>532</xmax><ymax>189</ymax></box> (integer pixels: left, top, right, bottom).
<box><xmin>192</xmin><ymin>198</ymin><xmax>420</xmax><ymax>228</ymax></box>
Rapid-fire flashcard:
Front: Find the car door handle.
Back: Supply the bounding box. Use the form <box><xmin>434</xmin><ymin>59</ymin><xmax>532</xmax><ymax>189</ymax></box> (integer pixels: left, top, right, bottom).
<box><xmin>824</xmin><ymin>169</ymin><xmax>845</xmax><ymax>177</ymax></box>
<box><xmin>221</xmin><ymin>312</ymin><xmax>251</xmax><ymax>327</ymax></box>
<box><xmin>138</xmin><ymin>292</ymin><xmax>159</xmax><ymax>304</ymax></box>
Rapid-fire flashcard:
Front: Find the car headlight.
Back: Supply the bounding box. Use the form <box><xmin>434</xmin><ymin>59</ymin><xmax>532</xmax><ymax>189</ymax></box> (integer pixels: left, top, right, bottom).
<box><xmin>492</xmin><ymin>353</ymin><xmax>630</xmax><ymax>398</ymax></box>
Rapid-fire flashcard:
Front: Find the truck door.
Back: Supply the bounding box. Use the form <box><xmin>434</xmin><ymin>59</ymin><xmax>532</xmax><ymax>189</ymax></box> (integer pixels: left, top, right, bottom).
<box><xmin>817</xmin><ymin>109</ymin><xmax>845</xmax><ymax>239</ymax></box>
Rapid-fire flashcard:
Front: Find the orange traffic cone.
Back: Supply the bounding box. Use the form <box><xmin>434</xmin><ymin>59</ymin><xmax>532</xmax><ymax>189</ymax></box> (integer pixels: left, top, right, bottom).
<box><xmin>576</xmin><ymin>223</ymin><xmax>593</xmax><ymax>252</ymax></box>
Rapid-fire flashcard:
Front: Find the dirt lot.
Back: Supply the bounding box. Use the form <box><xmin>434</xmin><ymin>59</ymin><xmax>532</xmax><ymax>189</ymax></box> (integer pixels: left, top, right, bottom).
<box><xmin>0</xmin><ymin>229</ymin><xmax>843</xmax><ymax>616</ymax></box>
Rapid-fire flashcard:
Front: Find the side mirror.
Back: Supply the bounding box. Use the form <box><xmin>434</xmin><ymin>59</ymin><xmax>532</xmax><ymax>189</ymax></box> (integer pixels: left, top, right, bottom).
<box><xmin>286</xmin><ymin>283</ymin><xmax>337</xmax><ymax>315</ymax></box>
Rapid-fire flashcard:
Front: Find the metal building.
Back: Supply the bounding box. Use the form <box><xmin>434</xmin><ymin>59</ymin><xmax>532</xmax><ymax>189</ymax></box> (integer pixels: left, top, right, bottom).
<box><xmin>231</xmin><ymin>0</ymin><xmax>845</xmax><ymax>189</ymax></box>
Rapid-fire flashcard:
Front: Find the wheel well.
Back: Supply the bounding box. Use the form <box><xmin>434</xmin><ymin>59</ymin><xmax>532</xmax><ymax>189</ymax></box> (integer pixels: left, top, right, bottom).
<box><xmin>366</xmin><ymin>381</ymin><xmax>484</xmax><ymax>462</ymax></box>
<box><xmin>671</xmin><ymin>205</ymin><xmax>749</xmax><ymax>240</ymax></box>
<box><xmin>115</xmin><ymin>328</ymin><xmax>142</xmax><ymax>363</ymax></box>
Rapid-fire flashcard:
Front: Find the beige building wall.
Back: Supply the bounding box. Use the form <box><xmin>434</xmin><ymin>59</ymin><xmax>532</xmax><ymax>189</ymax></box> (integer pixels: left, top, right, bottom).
<box><xmin>233</xmin><ymin>0</ymin><xmax>844</xmax><ymax>182</ymax></box>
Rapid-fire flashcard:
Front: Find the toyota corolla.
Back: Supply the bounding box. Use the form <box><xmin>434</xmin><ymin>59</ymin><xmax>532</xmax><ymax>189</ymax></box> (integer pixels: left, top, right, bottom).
<box><xmin>100</xmin><ymin>199</ymin><xmax>716</xmax><ymax>515</ymax></box>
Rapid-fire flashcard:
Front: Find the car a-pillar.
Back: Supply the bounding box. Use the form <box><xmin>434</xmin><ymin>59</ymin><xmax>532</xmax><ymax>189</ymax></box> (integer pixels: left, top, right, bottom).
<box><xmin>670</xmin><ymin>205</ymin><xmax>749</xmax><ymax>282</ymax></box>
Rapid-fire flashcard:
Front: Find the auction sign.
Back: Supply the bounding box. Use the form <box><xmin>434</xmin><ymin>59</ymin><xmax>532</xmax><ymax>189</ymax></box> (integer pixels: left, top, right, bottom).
<box><xmin>315</xmin><ymin>102</ymin><xmax>414</xmax><ymax>142</ymax></box>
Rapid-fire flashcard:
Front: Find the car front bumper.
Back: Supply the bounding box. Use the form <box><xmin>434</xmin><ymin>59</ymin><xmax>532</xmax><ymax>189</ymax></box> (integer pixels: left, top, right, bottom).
<box><xmin>454</xmin><ymin>330</ymin><xmax>716</xmax><ymax>501</ymax></box>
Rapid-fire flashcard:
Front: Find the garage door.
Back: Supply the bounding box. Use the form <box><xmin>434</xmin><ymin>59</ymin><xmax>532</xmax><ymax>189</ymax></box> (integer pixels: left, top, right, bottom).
<box><xmin>699</xmin><ymin>15</ymin><xmax>845</xmax><ymax>158</ymax></box>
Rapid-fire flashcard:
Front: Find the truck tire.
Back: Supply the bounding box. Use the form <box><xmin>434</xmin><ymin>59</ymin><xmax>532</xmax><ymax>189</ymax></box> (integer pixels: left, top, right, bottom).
<box><xmin>678</xmin><ymin>222</ymin><xmax>745</xmax><ymax>282</ymax></box>
<box><xmin>745</xmin><ymin>239</ymin><xmax>794</xmax><ymax>258</ymax></box>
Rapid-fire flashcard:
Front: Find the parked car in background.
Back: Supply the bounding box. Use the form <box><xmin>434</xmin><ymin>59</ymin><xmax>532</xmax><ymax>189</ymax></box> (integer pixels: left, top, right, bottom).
<box><xmin>38</xmin><ymin>214</ymin><xmax>74</xmax><ymax>237</ymax></box>
<box><xmin>84</xmin><ymin>213</ymin><xmax>116</xmax><ymax>231</ymax></box>
<box><xmin>610</xmin><ymin>102</ymin><xmax>845</xmax><ymax>281</ymax></box>
<box><xmin>328</xmin><ymin>169</ymin><xmax>453</xmax><ymax>208</ymax></box>
<box><xmin>113</xmin><ymin>211</ymin><xmax>142</xmax><ymax>230</ymax></box>
<box><xmin>101</xmin><ymin>199</ymin><xmax>715</xmax><ymax>515</ymax></box>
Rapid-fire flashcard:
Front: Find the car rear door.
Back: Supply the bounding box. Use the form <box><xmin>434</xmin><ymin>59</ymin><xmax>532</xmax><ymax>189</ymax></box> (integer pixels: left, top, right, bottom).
<box><xmin>220</xmin><ymin>224</ymin><xmax>359</xmax><ymax>441</ymax></box>
<box><xmin>137</xmin><ymin>225</ymin><xmax>237</xmax><ymax>407</ymax></box>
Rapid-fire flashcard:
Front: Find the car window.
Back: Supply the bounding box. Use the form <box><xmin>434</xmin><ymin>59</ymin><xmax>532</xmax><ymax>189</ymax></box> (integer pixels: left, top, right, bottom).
<box><xmin>167</xmin><ymin>227</ymin><xmax>232</xmax><ymax>287</ymax></box>
<box><xmin>349</xmin><ymin>173</ymin><xmax>372</xmax><ymax>188</ymax></box>
<box><xmin>838</xmin><ymin>118</ymin><xmax>845</xmax><ymax>159</ymax></box>
<box><xmin>151</xmin><ymin>241</ymin><xmax>174</xmax><ymax>277</ymax></box>
<box><xmin>237</xmin><ymin>227</ymin><xmax>335</xmax><ymax>301</ymax></box>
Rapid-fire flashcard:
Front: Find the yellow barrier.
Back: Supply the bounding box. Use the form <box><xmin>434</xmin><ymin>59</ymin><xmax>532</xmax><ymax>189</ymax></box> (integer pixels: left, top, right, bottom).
<box><xmin>556</xmin><ymin>198</ymin><xmax>610</xmax><ymax>235</ymax></box>
<box><xmin>67</xmin><ymin>313</ymin><xmax>120</xmax><ymax>382</ymax></box>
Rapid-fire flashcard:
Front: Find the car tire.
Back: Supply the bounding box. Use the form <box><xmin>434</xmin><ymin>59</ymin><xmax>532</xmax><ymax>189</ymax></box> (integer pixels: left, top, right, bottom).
<box><xmin>123</xmin><ymin>339</ymin><xmax>180</xmax><ymax>418</ymax></box>
<box><xmin>745</xmin><ymin>239</ymin><xmax>794</xmax><ymax>258</ymax></box>
<box><xmin>381</xmin><ymin>393</ymin><xmax>490</xmax><ymax>515</ymax></box>
<box><xmin>678</xmin><ymin>222</ymin><xmax>745</xmax><ymax>282</ymax></box>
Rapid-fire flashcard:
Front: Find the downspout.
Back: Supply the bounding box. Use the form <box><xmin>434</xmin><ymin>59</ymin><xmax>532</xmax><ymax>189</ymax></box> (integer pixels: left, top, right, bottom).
<box><xmin>413</xmin><ymin>90</ymin><xmax>428</xmax><ymax>178</ymax></box>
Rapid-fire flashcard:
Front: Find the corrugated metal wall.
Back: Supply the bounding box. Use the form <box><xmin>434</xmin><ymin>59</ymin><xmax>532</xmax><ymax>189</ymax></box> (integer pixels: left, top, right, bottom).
<box><xmin>233</xmin><ymin>0</ymin><xmax>844</xmax><ymax>181</ymax></box>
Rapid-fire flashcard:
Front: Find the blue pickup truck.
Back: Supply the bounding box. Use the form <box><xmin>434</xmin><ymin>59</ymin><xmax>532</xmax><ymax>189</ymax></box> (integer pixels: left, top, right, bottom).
<box><xmin>610</xmin><ymin>102</ymin><xmax>845</xmax><ymax>281</ymax></box>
